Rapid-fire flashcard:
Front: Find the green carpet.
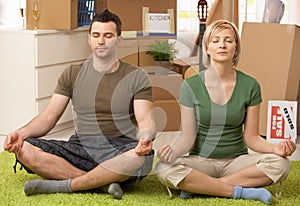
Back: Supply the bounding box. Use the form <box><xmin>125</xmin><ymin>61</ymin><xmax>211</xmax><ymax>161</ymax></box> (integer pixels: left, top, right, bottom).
<box><xmin>0</xmin><ymin>151</ymin><xmax>299</xmax><ymax>206</ymax></box>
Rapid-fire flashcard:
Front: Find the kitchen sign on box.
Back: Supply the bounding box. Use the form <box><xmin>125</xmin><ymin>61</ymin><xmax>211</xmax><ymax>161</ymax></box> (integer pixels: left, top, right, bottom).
<box><xmin>147</xmin><ymin>13</ymin><xmax>170</xmax><ymax>33</ymax></box>
<box><xmin>266</xmin><ymin>100</ymin><xmax>297</xmax><ymax>143</ymax></box>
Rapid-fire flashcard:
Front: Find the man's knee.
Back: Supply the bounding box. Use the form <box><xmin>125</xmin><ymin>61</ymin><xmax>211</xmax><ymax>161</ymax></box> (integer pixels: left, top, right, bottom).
<box><xmin>16</xmin><ymin>141</ymin><xmax>35</xmax><ymax>164</ymax></box>
<box><xmin>14</xmin><ymin>142</ymin><xmax>40</xmax><ymax>174</ymax></box>
<box><xmin>101</xmin><ymin>149</ymin><xmax>147</xmax><ymax>176</ymax></box>
<box><xmin>126</xmin><ymin>149</ymin><xmax>147</xmax><ymax>168</ymax></box>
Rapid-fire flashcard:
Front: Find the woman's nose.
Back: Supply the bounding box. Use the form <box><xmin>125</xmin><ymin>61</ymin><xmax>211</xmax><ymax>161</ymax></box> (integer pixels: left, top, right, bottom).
<box><xmin>219</xmin><ymin>42</ymin><xmax>226</xmax><ymax>48</ymax></box>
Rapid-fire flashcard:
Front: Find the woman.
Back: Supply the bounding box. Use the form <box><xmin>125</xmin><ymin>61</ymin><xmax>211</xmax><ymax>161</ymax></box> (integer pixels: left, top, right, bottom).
<box><xmin>156</xmin><ymin>20</ymin><xmax>296</xmax><ymax>205</ymax></box>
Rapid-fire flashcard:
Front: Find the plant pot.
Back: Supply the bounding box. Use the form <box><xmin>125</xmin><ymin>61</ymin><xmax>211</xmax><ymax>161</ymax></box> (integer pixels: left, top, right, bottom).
<box><xmin>154</xmin><ymin>61</ymin><xmax>170</xmax><ymax>68</ymax></box>
<box><xmin>154</xmin><ymin>61</ymin><xmax>170</xmax><ymax>75</ymax></box>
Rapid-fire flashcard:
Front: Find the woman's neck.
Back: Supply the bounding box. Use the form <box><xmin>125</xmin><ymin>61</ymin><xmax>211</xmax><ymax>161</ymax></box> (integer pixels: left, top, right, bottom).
<box><xmin>204</xmin><ymin>62</ymin><xmax>237</xmax><ymax>105</ymax></box>
<box><xmin>205</xmin><ymin>61</ymin><xmax>235</xmax><ymax>83</ymax></box>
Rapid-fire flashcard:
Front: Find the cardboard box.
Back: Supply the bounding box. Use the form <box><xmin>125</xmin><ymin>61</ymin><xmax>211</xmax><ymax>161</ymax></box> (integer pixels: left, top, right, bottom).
<box><xmin>266</xmin><ymin>100</ymin><xmax>297</xmax><ymax>143</ymax></box>
<box><xmin>206</xmin><ymin>0</ymin><xmax>239</xmax><ymax>29</ymax></box>
<box><xmin>118</xmin><ymin>39</ymin><xmax>139</xmax><ymax>66</ymax></box>
<box><xmin>298</xmin><ymin>85</ymin><xmax>300</xmax><ymax>133</ymax></box>
<box><xmin>153</xmin><ymin>100</ymin><xmax>181</xmax><ymax>131</ymax></box>
<box><xmin>148</xmin><ymin>73</ymin><xmax>183</xmax><ymax>100</ymax></box>
<box><xmin>95</xmin><ymin>0</ymin><xmax>177</xmax><ymax>32</ymax></box>
<box><xmin>172</xmin><ymin>56</ymin><xmax>200</xmax><ymax>76</ymax></box>
<box><xmin>145</xmin><ymin>72</ymin><xmax>182</xmax><ymax>131</ymax></box>
<box><xmin>238</xmin><ymin>22</ymin><xmax>300</xmax><ymax>136</ymax></box>
<box><xmin>26</xmin><ymin>0</ymin><xmax>78</xmax><ymax>30</ymax></box>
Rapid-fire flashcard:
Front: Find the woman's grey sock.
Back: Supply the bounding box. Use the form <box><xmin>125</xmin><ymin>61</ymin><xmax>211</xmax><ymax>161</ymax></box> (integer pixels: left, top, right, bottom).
<box><xmin>179</xmin><ymin>190</ymin><xmax>195</xmax><ymax>199</ymax></box>
<box><xmin>24</xmin><ymin>179</ymin><xmax>72</xmax><ymax>196</ymax></box>
<box><xmin>232</xmin><ymin>186</ymin><xmax>272</xmax><ymax>204</ymax></box>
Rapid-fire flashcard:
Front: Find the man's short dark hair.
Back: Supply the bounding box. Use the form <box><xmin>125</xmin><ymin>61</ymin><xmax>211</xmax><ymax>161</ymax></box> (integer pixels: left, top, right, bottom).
<box><xmin>89</xmin><ymin>9</ymin><xmax>122</xmax><ymax>36</ymax></box>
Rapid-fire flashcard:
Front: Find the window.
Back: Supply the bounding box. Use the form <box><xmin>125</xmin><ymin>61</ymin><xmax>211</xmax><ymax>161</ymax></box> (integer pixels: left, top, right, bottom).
<box><xmin>176</xmin><ymin>0</ymin><xmax>299</xmax><ymax>33</ymax></box>
<box><xmin>177</xmin><ymin>0</ymin><xmax>198</xmax><ymax>32</ymax></box>
<box><xmin>175</xmin><ymin>0</ymin><xmax>299</xmax><ymax>58</ymax></box>
<box><xmin>240</xmin><ymin>0</ymin><xmax>299</xmax><ymax>25</ymax></box>
<box><xmin>0</xmin><ymin>0</ymin><xmax>20</xmax><ymax>27</ymax></box>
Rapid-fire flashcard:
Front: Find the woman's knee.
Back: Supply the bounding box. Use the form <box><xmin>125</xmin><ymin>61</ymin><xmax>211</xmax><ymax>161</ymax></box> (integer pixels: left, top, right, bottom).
<box><xmin>155</xmin><ymin>161</ymin><xmax>171</xmax><ymax>183</ymax></box>
<box><xmin>257</xmin><ymin>154</ymin><xmax>291</xmax><ymax>183</ymax></box>
<box><xmin>155</xmin><ymin>161</ymin><xmax>192</xmax><ymax>189</ymax></box>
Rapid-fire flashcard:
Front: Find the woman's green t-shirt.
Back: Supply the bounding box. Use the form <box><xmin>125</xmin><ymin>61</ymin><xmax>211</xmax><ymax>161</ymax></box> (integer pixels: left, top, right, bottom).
<box><xmin>180</xmin><ymin>70</ymin><xmax>262</xmax><ymax>158</ymax></box>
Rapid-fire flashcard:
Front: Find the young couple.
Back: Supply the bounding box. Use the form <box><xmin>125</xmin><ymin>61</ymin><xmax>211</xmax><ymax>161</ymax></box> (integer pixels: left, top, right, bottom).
<box><xmin>4</xmin><ymin>10</ymin><xmax>296</xmax><ymax>204</ymax></box>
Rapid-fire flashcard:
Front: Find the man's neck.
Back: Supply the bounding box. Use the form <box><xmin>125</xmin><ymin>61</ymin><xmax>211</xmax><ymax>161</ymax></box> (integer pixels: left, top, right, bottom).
<box><xmin>92</xmin><ymin>55</ymin><xmax>119</xmax><ymax>73</ymax></box>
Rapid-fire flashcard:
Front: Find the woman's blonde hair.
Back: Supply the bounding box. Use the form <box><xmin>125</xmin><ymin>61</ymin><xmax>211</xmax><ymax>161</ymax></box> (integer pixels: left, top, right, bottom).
<box><xmin>202</xmin><ymin>19</ymin><xmax>241</xmax><ymax>67</ymax></box>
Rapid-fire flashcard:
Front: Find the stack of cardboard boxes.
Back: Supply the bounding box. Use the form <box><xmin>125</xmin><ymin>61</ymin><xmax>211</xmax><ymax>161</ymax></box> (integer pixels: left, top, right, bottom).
<box><xmin>26</xmin><ymin>0</ymin><xmax>177</xmax><ymax>31</ymax></box>
<box><xmin>238</xmin><ymin>22</ymin><xmax>300</xmax><ymax>136</ymax></box>
<box><xmin>149</xmin><ymin>73</ymin><xmax>183</xmax><ymax>132</ymax></box>
<box><xmin>95</xmin><ymin>0</ymin><xmax>177</xmax><ymax>33</ymax></box>
<box><xmin>26</xmin><ymin>0</ymin><xmax>78</xmax><ymax>30</ymax></box>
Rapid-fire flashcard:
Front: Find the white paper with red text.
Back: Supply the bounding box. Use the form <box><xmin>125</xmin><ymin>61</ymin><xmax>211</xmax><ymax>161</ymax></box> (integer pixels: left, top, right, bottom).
<box><xmin>266</xmin><ymin>100</ymin><xmax>297</xmax><ymax>143</ymax></box>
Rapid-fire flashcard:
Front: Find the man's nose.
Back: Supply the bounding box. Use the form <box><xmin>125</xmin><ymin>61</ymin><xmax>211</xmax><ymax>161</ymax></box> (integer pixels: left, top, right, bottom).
<box><xmin>98</xmin><ymin>36</ymin><xmax>105</xmax><ymax>44</ymax></box>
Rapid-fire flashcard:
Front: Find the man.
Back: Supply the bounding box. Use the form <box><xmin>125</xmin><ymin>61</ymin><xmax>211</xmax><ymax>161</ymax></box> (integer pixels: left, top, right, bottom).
<box><xmin>3</xmin><ymin>9</ymin><xmax>156</xmax><ymax>200</ymax></box>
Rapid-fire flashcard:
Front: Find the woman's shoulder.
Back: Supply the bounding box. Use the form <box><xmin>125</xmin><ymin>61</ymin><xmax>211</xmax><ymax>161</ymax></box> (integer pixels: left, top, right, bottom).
<box><xmin>236</xmin><ymin>69</ymin><xmax>259</xmax><ymax>83</ymax></box>
<box><xmin>185</xmin><ymin>70</ymin><xmax>203</xmax><ymax>81</ymax></box>
<box><xmin>181</xmin><ymin>71</ymin><xmax>204</xmax><ymax>93</ymax></box>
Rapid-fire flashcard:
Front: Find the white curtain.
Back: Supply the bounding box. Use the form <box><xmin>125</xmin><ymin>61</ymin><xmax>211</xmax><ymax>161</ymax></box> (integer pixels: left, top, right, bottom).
<box><xmin>0</xmin><ymin>0</ymin><xmax>20</xmax><ymax>26</ymax></box>
<box><xmin>262</xmin><ymin>0</ymin><xmax>285</xmax><ymax>23</ymax></box>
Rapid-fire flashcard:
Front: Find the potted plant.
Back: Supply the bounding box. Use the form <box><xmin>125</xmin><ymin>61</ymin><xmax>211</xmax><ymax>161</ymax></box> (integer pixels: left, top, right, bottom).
<box><xmin>146</xmin><ymin>40</ymin><xmax>179</xmax><ymax>68</ymax></box>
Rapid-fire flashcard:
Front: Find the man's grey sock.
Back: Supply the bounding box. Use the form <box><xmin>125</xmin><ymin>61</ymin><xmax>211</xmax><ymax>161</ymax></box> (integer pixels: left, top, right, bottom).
<box><xmin>108</xmin><ymin>183</ymin><xmax>123</xmax><ymax>200</ymax></box>
<box><xmin>24</xmin><ymin>179</ymin><xmax>72</xmax><ymax>196</ymax></box>
<box><xmin>232</xmin><ymin>186</ymin><xmax>272</xmax><ymax>204</ymax></box>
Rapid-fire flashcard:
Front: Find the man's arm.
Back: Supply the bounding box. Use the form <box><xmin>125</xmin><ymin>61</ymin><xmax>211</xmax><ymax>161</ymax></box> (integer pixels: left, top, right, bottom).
<box><xmin>4</xmin><ymin>94</ymin><xmax>70</xmax><ymax>153</ymax></box>
<box><xmin>22</xmin><ymin>93</ymin><xmax>70</xmax><ymax>138</ymax></box>
<box><xmin>133</xmin><ymin>99</ymin><xmax>157</xmax><ymax>156</ymax></box>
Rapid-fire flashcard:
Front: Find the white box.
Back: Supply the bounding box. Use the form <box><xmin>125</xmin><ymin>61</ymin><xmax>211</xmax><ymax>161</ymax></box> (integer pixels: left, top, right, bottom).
<box><xmin>266</xmin><ymin>100</ymin><xmax>298</xmax><ymax>143</ymax></box>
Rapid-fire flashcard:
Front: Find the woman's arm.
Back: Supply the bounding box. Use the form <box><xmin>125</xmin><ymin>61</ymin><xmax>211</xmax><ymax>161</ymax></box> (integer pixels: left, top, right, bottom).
<box><xmin>157</xmin><ymin>104</ymin><xmax>197</xmax><ymax>162</ymax></box>
<box><xmin>244</xmin><ymin>104</ymin><xmax>296</xmax><ymax>156</ymax></box>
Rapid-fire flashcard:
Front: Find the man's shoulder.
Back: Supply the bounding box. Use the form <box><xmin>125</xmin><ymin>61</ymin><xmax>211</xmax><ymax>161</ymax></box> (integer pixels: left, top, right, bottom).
<box><xmin>119</xmin><ymin>60</ymin><xmax>139</xmax><ymax>71</ymax></box>
<box><xmin>119</xmin><ymin>60</ymin><xmax>148</xmax><ymax>77</ymax></box>
<box><xmin>61</xmin><ymin>62</ymin><xmax>84</xmax><ymax>79</ymax></box>
<box><xmin>65</xmin><ymin>62</ymin><xmax>83</xmax><ymax>73</ymax></box>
